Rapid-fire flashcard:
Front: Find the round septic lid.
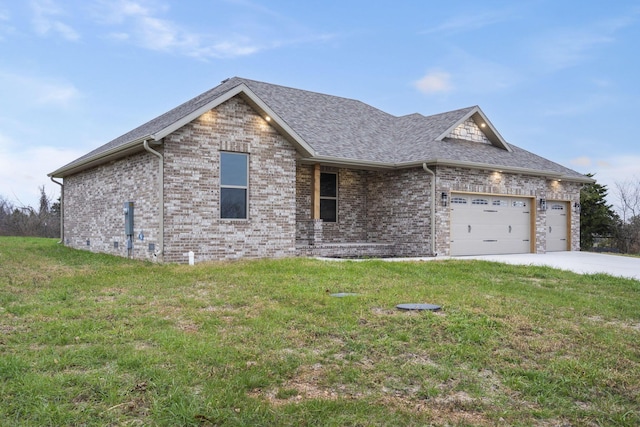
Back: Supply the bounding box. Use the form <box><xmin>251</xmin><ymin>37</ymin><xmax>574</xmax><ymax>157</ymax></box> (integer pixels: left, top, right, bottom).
<box><xmin>396</xmin><ymin>303</ymin><xmax>441</xmax><ymax>311</ymax></box>
<box><xmin>330</xmin><ymin>292</ymin><xmax>359</xmax><ymax>297</ymax></box>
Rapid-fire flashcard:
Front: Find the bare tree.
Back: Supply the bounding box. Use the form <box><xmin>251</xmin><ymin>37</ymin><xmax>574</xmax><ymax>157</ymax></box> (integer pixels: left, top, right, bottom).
<box><xmin>614</xmin><ymin>177</ymin><xmax>640</xmax><ymax>253</ymax></box>
<box><xmin>0</xmin><ymin>187</ymin><xmax>60</xmax><ymax>238</ymax></box>
<box><xmin>0</xmin><ymin>195</ymin><xmax>14</xmax><ymax>235</ymax></box>
<box><xmin>615</xmin><ymin>178</ymin><xmax>640</xmax><ymax>223</ymax></box>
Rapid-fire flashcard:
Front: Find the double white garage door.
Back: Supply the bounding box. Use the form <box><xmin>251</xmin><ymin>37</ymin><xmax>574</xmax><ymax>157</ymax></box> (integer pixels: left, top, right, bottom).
<box><xmin>450</xmin><ymin>194</ymin><xmax>568</xmax><ymax>256</ymax></box>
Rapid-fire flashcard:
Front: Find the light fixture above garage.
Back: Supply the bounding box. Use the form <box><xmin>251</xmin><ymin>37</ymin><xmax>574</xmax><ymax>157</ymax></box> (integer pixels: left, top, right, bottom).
<box><xmin>539</xmin><ymin>198</ymin><xmax>547</xmax><ymax>211</ymax></box>
<box><xmin>441</xmin><ymin>192</ymin><xmax>448</xmax><ymax>207</ymax></box>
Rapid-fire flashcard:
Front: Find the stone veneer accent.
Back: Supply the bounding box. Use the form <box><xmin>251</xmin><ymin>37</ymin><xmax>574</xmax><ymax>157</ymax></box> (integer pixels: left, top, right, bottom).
<box><xmin>449</xmin><ymin>118</ymin><xmax>491</xmax><ymax>144</ymax></box>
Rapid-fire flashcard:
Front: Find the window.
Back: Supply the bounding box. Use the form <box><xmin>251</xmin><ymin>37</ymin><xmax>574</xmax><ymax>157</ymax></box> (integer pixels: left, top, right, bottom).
<box><xmin>512</xmin><ymin>200</ymin><xmax>527</xmax><ymax>208</ymax></box>
<box><xmin>220</xmin><ymin>152</ymin><xmax>248</xmax><ymax>219</ymax></box>
<box><xmin>551</xmin><ymin>204</ymin><xmax>564</xmax><ymax>210</ymax></box>
<box><xmin>472</xmin><ymin>198</ymin><xmax>489</xmax><ymax>205</ymax></box>
<box><xmin>451</xmin><ymin>197</ymin><xmax>467</xmax><ymax>205</ymax></box>
<box><xmin>320</xmin><ymin>172</ymin><xmax>337</xmax><ymax>222</ymax></box>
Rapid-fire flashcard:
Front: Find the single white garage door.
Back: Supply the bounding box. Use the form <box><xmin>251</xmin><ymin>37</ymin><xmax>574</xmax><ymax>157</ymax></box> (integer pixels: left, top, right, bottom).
<box><xmin>546</xmin><ymin>202</ymin><xmax>569</xmax><ymax>251</ymax></box>
<box><xmin>450</xmin><ymin>194</ymin><xmax>532</xmax><ymax>256</ymax></box>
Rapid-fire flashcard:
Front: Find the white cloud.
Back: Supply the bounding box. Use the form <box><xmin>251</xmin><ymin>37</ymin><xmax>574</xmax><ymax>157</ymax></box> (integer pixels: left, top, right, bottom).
<box><xmin>30</xmin><ymin>0</ymin><xmax>80</xmax><ymax>41</ymax></box>
<box><xmin>531</xmin><ymin>11</ymin><xmax>639</xmax><ymax>72</ymax></box>
<box><xmin>570</xmin><ymin>156</ymin><xmax>591</xmax><ymax>167</ymax></box>
<box><xmin>414</xmin><ymin>70</ymin><xmax>453</xmax><ymax>94</ymax></box>
<box><xmin>0</xmin><ymin>132</ymin><xmax>83</xmax><ymax>207</ymax></box>
<box><xmin>0</xmin><ymin>4</ymin><xmax>15</xmax><ymax>41</ymax></box>
<box><xmin>0</xmin><ymin>71</ymin><xmax>81</xmax><ymax>108</ymax></box>
<box><xmin>533</xmin><ymin>29</ymin><xmax>613</xmax><ymax>71</ymax></box>
<box><xmin>415</xmin><ymin>48</ymin><xmax>520</xmax><ymax>96</ymax></box>
<box><xmin>423</xmin><ymin>9</ymin><xmax>515</xmax><ymax>35</ymax></box>
<box><xmin>94</xmin><ymin>0</ymin><xmax>259</xmax><ymax>57</ymax></box>
<box><xmin>93</xmin><ymin>0</ymin><xmax>332</xmax><ymax>59</ymax></box>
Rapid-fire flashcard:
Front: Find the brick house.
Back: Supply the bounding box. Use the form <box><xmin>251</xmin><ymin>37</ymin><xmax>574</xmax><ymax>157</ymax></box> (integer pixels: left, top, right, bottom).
<box><xmin>49</xmin><ymin>77</ymin><xmax>592</xmax><ymax>263</ymax></box>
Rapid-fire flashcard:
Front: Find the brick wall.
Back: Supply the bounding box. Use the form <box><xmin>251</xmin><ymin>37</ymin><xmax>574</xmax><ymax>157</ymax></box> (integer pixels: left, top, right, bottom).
<box><xmin>64</xmin><ymin>95</ymin><xmax>297</xmax><ymax>263</ymax></box>
<box><xmin>295</xmin><ymin>165</ymin><xmax>368</xmax><ymax>243</ymax></box>
<box><xmin>162</xmin><ymin>96</ymin><xmax>297</xmax><ymax>263</ymax></box>
<box><xmin>63</xmin><ymin>95</ymin><xmax>582</xmax><ymax>262</ymax></box>
<box><xmin>366</xmin><ymin>168</ymin><xmax>432</xmax><ymax>256</ymax></box>
<box><xmin>295</xmin><ymin>165</ymin><xmax>433</xmax><ymax>257</ymax></box>
<box><xmin>63</xmin><ymin>151</ymin><xmax>160</xmax><ymax>260</ymax></box>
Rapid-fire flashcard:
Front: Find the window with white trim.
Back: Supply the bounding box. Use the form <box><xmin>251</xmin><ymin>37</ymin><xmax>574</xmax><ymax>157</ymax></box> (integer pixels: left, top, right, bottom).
<box><xmin>320</xmin><ymin>172</ymin><xmax>337</xmax><ymax>222</ymax></box>
<box><xmin>220</xmin><ymin>152</ymin><xmax>248</xmax><ymax>219</ymax></box>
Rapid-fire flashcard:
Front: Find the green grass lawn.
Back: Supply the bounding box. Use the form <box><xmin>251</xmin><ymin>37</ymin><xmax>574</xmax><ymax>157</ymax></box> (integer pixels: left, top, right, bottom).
<box><xmin>1</xmin><ymin>237</ymin><xmax>639</xmax><ymax>426</ymax></box>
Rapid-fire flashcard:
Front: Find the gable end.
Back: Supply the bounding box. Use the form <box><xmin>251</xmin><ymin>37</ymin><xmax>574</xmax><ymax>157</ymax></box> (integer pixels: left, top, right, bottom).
<box><xmin>437</xmin><ymin>107</ymin><xmax>512</xmax><ymax>152</ymax></box>
<box><xmin>449</xmin><ymin>118</ymin><xmax>492</xmax><ymax>144</ymax></box>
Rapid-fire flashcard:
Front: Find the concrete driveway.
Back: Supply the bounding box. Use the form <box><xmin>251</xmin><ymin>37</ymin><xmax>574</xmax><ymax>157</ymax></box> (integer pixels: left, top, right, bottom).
<box><xmin>456</xmin><ymin>251</ymin><xmax>640</xmax><ymax>281</ymax></box>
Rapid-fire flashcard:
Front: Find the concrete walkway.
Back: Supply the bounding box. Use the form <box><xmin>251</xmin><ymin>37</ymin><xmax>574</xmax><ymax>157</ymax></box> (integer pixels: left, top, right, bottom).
<box><xmin>453</xmin><ymin>252</ymin><xmax>640</xmax><ymax>281</ymax></box>
<box><xmin>321</xmin><ymin>251</ymin><xmax>640</xmax><ymax>281</ymax></box>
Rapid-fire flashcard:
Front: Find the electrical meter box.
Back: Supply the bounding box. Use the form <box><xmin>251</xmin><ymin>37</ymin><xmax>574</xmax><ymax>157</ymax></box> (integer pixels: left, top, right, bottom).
<box><xmin>123</xmin><ymin>202</ymin><xmax>134</xmax><ymax>236</ymax></box>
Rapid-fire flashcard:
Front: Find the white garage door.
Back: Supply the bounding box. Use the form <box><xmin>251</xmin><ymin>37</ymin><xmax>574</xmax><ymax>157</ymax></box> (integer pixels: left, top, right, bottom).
<box><xmin>547</xmin><ymin>202</ymin><xmax>569</xmax><ymax>252</ymax></box>
<box><xmin>450</xmin><ymin>194</ymin><xmax>532</xmax><ymax>256</ymax></box>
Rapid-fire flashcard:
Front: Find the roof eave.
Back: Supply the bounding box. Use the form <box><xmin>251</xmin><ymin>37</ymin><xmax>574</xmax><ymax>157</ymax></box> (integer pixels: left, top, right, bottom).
<box><xmin>48</xmin><ymin>137</ymin><xmax>157</xmax><ymax>178</ymax></box>
<box><xmin>299</xmin><ymin>156</ymin><xmax>593</xmax><ymax>183</ymax></box>
<box><xmin>49</xmin><ymin>82</ymin><xmax>317</xmax><ymax>178</ymax></box>
<box><xmin>421</xmin><ymin>159</ymin><xmax>594</xmax><ymax>182</ymax></box>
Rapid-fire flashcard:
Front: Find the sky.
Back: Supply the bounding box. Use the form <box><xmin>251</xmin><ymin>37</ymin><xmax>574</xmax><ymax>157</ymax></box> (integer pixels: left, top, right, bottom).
<box><xmin>1</xmin><ymin>0</ymin><xmax>639</xmax><ymax>210</ymax></box>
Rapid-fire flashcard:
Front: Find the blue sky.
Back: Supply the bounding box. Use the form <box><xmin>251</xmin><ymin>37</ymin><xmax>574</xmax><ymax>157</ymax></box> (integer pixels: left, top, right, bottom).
<box><xmin>1</xmin><ymin>0</ymin><xmax>639</xmax><ymax>209</ymax></box>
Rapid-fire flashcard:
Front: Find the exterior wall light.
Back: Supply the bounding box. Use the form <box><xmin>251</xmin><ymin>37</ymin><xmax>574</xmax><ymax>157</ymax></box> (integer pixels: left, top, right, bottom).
<box><xmin>574</xmin><ymin>202</ymin><xmax>581</xmax><ymax>213</ymax></box>
<box><xmin>539</xmin><ymin>198</ymin><xmax>547</xmax><ymax>211</ymax></box>
<box><xmin>441</xmin><ymin>192</ymin><xmax>448</xmax><ymax>207</ymax></box>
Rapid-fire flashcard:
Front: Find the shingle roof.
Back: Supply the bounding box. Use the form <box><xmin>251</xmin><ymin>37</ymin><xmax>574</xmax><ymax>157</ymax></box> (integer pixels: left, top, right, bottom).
<box><xmin>50</xmin><ymin>77</ymin><xmax>590</xmax><ymax>181</ymax></box>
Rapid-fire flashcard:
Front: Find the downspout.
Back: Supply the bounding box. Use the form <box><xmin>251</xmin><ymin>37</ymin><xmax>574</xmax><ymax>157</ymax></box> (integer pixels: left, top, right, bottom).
<box><xmin>422</xmin><ymin>163</ymin><xmax>437</xmax><ymax>256</ymax></box>
<box><xmin>50</xmin><ymin>177</ymin><xmax>64</xmax><ymax>244</ymax></box>
<box><xmin>143</xmin><ymin>140</ymin><xmax>164</xmax><ymax>261</ymax></box>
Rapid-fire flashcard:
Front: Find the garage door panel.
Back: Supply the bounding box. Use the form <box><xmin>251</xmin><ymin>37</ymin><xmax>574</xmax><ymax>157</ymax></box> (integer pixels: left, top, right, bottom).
<box><xmin>450</xmin><ymin>194</ymin><xmax>532</xmax><ymax>256</ymax></box>
<box><xmin>547</xmin><ymin>202</ymin><xmax>568</xmax><ymax>252</ymax></box>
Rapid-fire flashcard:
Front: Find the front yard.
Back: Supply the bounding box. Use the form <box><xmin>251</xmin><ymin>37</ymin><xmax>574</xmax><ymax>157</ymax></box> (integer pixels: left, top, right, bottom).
<box><xmin>1</xmin><ymin>237</ymin><xmax>638</xmax><ymax>426</ymax></box>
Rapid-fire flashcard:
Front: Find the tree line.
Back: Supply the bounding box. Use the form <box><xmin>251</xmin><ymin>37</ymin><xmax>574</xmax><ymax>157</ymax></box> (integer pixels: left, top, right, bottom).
<box><xmin>580</xmin><ymin>174</ymin><xmax>640</xmax><ymax>254</ymax></box>
<box><xmin>0</xmin><ymin>187</ymin><xmax>60</xmax><ymax>238</ymax></box>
